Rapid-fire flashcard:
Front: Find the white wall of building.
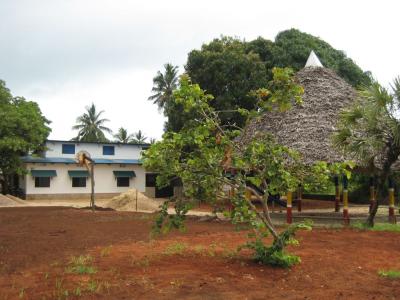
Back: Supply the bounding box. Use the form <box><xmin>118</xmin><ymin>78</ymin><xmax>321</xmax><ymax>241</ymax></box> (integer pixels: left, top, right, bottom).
<box><xmin>45</xmin><ymin>141</ymin><xmax>144</xmax><ymax>160</ymax></box>
<box><xmin>25</xmin><ymin>163</ymin><xmax>146</xmax><ymax>195</ymax></box>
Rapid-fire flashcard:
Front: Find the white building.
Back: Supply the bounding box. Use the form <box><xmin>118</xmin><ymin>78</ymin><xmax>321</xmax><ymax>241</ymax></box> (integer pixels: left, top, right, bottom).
<box><xmin>19</xmin><ymin>140</ymin><xmax>171</xmax><ymax>200</ymax></box>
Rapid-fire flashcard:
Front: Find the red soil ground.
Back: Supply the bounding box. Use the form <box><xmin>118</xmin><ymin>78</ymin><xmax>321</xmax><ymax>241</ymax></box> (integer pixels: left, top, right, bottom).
<box><xmin>0</xmin><ymin>207</ymin><xmax>399</xmax><ymax>299</ymax></box>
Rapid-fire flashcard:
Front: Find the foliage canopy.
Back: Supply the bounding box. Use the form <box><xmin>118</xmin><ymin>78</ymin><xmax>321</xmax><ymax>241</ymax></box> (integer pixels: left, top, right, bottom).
<box><xmin>334</xmin><ymin>77</ymin><xmax>400</xmax><ymax>226</ymax></box>
<box><xmin>0</xmin><ymin>80</ymin><xmax>51</xmax><ymax>193</ymax></box>
<box><xmin>144</xmin><ymin>69</ymin><xmax>350</xmax><ymax>266</ymax></box>
<box><xmin>163</xmin><ymin>29</ymin><xmax>371</xmax><ymax>131</ymax></box>
<box><xmin>72</xmin><ymin>103</ymin><xmax>112</xmax><ymax>142</ymax></box>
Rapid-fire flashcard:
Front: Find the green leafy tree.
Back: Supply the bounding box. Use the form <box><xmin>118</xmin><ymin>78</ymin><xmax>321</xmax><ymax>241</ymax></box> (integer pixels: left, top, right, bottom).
<box><xmin>185</xmin><ymin>36</ymin><xmax>268</xmax><ymax>129</ymax></box>
<box><xmin>267</xmin><ymin>29</ymin><xmax>371</xmax><ymax>87</ymax></box>
<box><xmin>175</xmin><ymin>30</ymin><xmax>370</xmax><ymax>133</ymax></box>
<box><xmin>148</xmin><ymin>63</ymin><xmax>179</xmax><ymax>110</ymax></box>
<box><xmin>113</xmin><ymin>127</ymin><xmax>134</xmax><ymax>143</ymax></box>
<box><xmin>144</xmin><ymin>69</ymin><xmax>346</xmax><ymax>267</ymax></box>
<box><xmin>0</xmin><ymin>80</ymin><xmax>51</xmax><ymax>194</ymax></box>
<box><xmin>72</xmin><ymin>103</ymin><xmax>112</xmax><ymax>142</ymax></box>
<box><xmin>132</xmin><ymin>130</ymin><xmax>147</xmax><ymax>144</ymax></box>
<box><xmin>334</xmin><ymin>77</ymin><xmax>400</xmax><ymax>227</ymax></box>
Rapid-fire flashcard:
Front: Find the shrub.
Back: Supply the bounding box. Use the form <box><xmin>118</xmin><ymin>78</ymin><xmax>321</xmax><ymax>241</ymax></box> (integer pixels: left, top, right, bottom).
<box><xmin>65</xmin><ymin>255</ymin><xmax>97</xmax><ymax>275</ymax></box>
<box><xmin>378</xmin><ymin>270</ymin><xmax>400</xmax><ymax>279</ymax></box>
<box><xmin>240</xmin><ymin>221</ymin><xmax>312</xmax><ymax>268</ymax></box>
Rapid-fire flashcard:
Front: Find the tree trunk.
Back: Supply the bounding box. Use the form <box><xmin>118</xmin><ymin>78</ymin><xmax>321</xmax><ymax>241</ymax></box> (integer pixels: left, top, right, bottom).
<box><xmin>365</xmin><ymin>180</ymin><xmax>385</xmax><ymax>227</ymax></box>
<box><xmin>366</xmin><ymin>147</ymin><xmax>400</xmax><ymax>227</ymax></box>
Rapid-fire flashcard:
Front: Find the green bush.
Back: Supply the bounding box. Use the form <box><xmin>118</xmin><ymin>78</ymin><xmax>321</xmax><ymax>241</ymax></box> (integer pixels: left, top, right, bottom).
<box><xmin>378</xmin><ymin>269</ymin><xmax>400</xmax><ymax>279</ymax></box>
<box><xmin>240</xmin><ymin>221</ymin><xmax>312</xmax><ymax>268</ymax></box>
<box><xmin>65</xmin><ymin>255</ymin><xmax>97</xmax><ymax>275</ymax></box>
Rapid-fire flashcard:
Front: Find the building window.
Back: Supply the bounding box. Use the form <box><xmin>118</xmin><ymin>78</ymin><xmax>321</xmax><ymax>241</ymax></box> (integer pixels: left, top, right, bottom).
<box><xmin>72</xmin><ymin>177</ymin><xmax>86</xmax><ymax>187</ymax></box>
<box><xmin>35</xmin><ymin>177</ymin><xmax>50</xmax><ymax>188</ymax></box>
<box><xmin>62</xmin><ymin>144</ymin><xmax>75</xmax><ymax>154</ymax></box>
<box><xmin>117</xmin><ymin>177</ymin><xmax>130</xmax><ymax>187</ymax></box>
<box><xmin>103</xmin><ymin>145</ymin><xmax>115</xmax><ymax>155</ymax></box>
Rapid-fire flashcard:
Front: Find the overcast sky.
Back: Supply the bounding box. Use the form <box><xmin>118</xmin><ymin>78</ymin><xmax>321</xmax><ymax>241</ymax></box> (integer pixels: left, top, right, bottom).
<box><xmin>1</xmin><ymin>0</ymin><xmax>399</xmax><ymax>141</ymax></box>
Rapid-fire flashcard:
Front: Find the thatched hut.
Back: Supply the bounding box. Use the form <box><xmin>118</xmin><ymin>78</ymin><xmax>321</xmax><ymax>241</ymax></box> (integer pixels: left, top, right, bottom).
<box><xmin>238</xmin><ymin>52</ymin><xmax>357</xmax><ymax>165</ymax></box>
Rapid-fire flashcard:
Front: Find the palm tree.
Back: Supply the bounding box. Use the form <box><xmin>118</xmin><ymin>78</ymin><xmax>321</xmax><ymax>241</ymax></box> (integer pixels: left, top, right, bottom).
<box><xmin>132</xmin><ymin>130</ymin><xmax>147</xmax><ymax>144</ymax></box>
<box><xmin>334</xmin><ymin>77</ymin><xmax>400</xmax><ymax>226</ymax></box>
<box><xmin>72</xmin><ymin>103</ymin><xmax>112</xmax><ymax>142</ymax></box>
<box><xmin>148</xmin><ymin>63</ymin><xmax>179</xmax><ymax>110</ymax></box>
<box><xmin>149</xmin><ymin>138</ymin><xmax>157</xmax><ymax>144</ymax></box>
<box><xmin>113</xmin><ymin>127</ymin><xmax>134</xmax><ymax>143</ymax></box>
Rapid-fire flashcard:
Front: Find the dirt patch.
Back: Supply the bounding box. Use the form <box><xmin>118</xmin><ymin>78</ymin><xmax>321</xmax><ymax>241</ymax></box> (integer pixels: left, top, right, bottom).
<box><xmin>0</xmin><ymin>207</ymin><xmax>399</xmax><ymax>299</ymax></box>
<box><xmin>104</xmin><ymin>188</ymin><xmax>164</xmax><ymax>212</ymax></box>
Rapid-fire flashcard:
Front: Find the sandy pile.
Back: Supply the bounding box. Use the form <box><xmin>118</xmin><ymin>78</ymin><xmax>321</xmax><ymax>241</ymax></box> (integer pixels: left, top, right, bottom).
<box><xmin>6</xmin><ymin>194</ymin><xmax>26</xmax><ymax>204</ymax></box>
<box><xmin>104</xmin><ymin>189</ymin><xmax>164</xmax><ymax>212</ymax></box>
<box><xmin>0</xmin><ymin>194</ymin><xmax>26</xmax><ymax>207</ymax></box>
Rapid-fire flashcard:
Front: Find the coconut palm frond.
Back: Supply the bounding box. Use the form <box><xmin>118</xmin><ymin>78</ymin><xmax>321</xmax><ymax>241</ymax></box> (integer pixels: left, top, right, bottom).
<box><xmin>148</xmin><ymin>64</ymin><xmax>179</xmax><ymax>110</ymax></box>
<box><xmin>72</xmin><ymin>103</ymin><xmax>112</xmax><ymax>142</ymax></box>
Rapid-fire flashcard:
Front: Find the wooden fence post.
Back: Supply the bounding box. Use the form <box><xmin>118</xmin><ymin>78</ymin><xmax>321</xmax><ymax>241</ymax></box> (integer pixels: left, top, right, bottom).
<box><xmin>388</xmin><ymin>177</ymin><xmax>396</xmax><ymax>224</ymax></box>
<box><xmin>334</xmin><ymin>176</ymin><xmax>340</xmax><ymax>212</ymax></box>
<box><xmin>297</xmin><ymin>184</ymin><xmax>302</xmax><ymax>212</ymax></box>
<box><xmin>342</xmin><ymin>176</ymin><xmax>349</xmax><ymax>225</ymax></box>
<box><xmin>287</xmin><ymin>191</ymin><xmax>293</xmax><ymax>224</ymax></box>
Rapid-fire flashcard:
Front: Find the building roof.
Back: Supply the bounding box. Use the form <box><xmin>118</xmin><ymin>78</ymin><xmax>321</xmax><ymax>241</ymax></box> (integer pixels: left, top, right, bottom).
<box><xmin>237</xmin><ymin>66</ymin><xmax>356</xmax><ymax>165</ymax></box>
<box><xmin>305</xmin><ymin>50</ymin><xmax>324</xmax><ymax>68</ymax></box>
<box><xmin>46</xmin><ymin>139</ymin><xmax>150</xmax><ymax>147</ymax></box>
<box><xmin>21</xmin><ymin>156</ymin><xmax>142</xmax><ymax>165</ymax></box>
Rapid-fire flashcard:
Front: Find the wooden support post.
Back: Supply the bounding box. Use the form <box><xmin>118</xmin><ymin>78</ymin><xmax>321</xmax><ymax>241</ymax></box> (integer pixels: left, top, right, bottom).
<box><xmin>388</xmin><ymin>177</ymin><xmax>396</xmax><ymax>224</ymax></box>
<box><xmin>135</xmin><ymin>189</ymin><xmax>138</xmax><ymax>212</ymax></box>
<box><xmin>297</xmin><ymin>184</ymin><xmax>302</xmax><ymax>212</ymax></box>
<box><xmin>286</xmin><ymin>191</ymin><xmax>293</xmax><ymax>224</ymax></box>
<box><xmin>342</xmin><ymin>176</ymin><xmax>349</xmax><ymax>225</ymax></box>
<box><xmin>90</xmin><ymin>163</ymin><xmax>95</xmax><ymax>212</ymax></box>
<box><xmin>369</xmin><ymin>177</ymin><xmax>375</xmax><ymax>213</ymax></box>
<box><xmin>334</xmin><ymin>176</ymin><xmax>340</xmax><ymax>212</ymax></box>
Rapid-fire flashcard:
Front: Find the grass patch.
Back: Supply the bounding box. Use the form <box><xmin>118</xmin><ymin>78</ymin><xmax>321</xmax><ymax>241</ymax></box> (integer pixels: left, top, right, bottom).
<box><xmin>379</xmin><ymin>269</ymin><xmax>400</xmax><ymax>279</ymax></box>
<box><xmin>18</xmin><ymin>288</ymin><xmax>25</xmax><ymax>299</ymax></box>
<box><xmin>100</xmin><ymin>245</ymin><xmax>113</xmax><ymax>257</ymax></box>
<box><xmin>65</xmin><ymin>255</ymin><xmax>97</xmax><ymax>275</ymax></box>
<box><xmin>163</xmin><ymin>242</ymin><xmax>188</xmax><ymax>256</ymax></box>
<box><xmin>353</xmin><ymin>222</ymin><xmax>400</xmax><ymax>232</ymax></box>
<box><xmin>53</xmin><ymin>278</ymin><xmax>69</xmax><ymax>300</ymax></box>
<box><xmin>86</xmin><ymin>280</ymin><xmax>98</xmax><ymax>292</ymax></box>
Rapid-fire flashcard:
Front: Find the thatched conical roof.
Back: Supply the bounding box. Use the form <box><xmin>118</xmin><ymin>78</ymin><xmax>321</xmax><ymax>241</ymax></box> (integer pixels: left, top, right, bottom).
<box><xmin>238</xmin><ymin>66</ymin><xmax>357</xmax><ymax>165</ymax></box>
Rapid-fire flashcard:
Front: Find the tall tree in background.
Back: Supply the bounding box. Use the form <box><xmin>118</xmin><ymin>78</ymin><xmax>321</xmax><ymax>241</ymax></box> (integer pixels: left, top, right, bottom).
<box><xmin>0</xmin><ymin>80</ymin><xmax>51</xmax><ymax>194</ymax></box>
<box><xmin>113</xmin><ymin>127</ymin><xmax>134</xmax><ymax>143</ymax></box>
<box><xmin>334</xmin><ymin>77</ymin><xmax>400</xmax><ymax>226</ymax></box>
<box><xmin>175</xmin><ymin>29</ymin><xmax>372</xmax><ymax>133</ymax></box>
<box><xmin>155</xmin><ymin>29</ymin><xmax>371</xmax><ymax>133</ymax></box>
<box><xmin>186</xmin><ymin>36</ymin><xmax>268</xmax><ymax>129</ymax></box>
<box><xmin>132</xmin><ymin>130</ymin><xmax>147</xmax><ymax>144</ymax></box>
<box><xmin>72</xmin><ymin>103</ymin><xmax>112</xmax><ymax>142</ymax></box>
<box><xmin>148</xmin><ymin>63</ymin><xmax>179</xmax><ymax>110</ymax></box>
<box><xmin>265</xmin><ymin>29</ymin><xmax>372</xmax><ymax>87</ymax></box>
